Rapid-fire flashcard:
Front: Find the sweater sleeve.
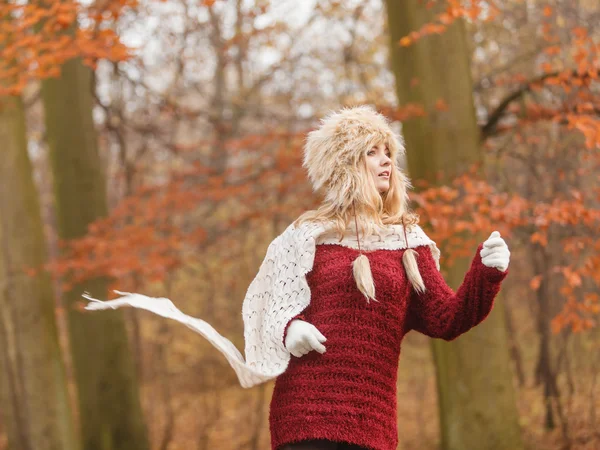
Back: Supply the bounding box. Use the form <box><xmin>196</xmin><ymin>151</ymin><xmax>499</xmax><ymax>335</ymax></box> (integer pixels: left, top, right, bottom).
<box><xmin>405</xmin><ymin>243</ymin><xmax>508</xmax><ymax>341</ymax></box>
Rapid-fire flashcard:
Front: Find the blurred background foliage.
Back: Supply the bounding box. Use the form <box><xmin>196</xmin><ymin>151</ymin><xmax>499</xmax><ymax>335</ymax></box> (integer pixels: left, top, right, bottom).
<box><xmin>0</xmin><ymin>0</ymin><xmax>599</xmax><ymax>449</ymax></box>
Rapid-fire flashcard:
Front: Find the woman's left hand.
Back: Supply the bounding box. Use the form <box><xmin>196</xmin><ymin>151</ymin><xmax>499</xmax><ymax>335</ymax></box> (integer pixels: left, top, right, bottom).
<box><xmin>480</xmin><ymin>231</ymin><xmax>510</xmax><ymax>272</ymax></box>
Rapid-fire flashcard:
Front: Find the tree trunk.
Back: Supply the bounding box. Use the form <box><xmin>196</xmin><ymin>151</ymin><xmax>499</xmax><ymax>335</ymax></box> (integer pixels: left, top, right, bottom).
<box><xmin>40</xmin><ymin>57</ymin><xmax>150</xmax><ymax>450</ymax></box>
<box><xmin>384</xmin><ymin>2</ymin><xmax>524</xmax><ymax>449</ymax></box>
<box><xmin>0</xmin><ymin>95</ymin><xmax>79</xmax><ymax>450</ymax></box>
<box><xmin>532</xmin><ymin>246</ymin><xmax>563</xmax><ymax>432</ymax></box>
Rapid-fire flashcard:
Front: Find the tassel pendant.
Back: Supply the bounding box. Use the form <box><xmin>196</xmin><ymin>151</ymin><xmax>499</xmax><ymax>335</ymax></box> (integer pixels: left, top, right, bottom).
<box><xmin>402</xmin><ymin>248</ymin><xmax>426</xmax><ymax>293</ymax></box>
<box><xmin>352</xmin><ymin>254</ymin><xmax>378</xmax><ymax>303</ymax></box>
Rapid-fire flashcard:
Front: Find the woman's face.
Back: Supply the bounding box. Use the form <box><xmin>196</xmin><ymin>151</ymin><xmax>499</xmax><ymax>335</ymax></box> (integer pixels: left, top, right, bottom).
<box><xmin>366</xmin><ymin>142</ymin><xmax>392</xmax><ymax>193</ymax></box>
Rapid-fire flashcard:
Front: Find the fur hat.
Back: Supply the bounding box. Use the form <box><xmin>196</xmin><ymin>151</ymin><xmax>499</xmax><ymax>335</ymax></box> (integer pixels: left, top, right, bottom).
<box><xmin>302</xmin><ymin>105</ymin><xmax>405</xmax><ymax>205</ymax></box>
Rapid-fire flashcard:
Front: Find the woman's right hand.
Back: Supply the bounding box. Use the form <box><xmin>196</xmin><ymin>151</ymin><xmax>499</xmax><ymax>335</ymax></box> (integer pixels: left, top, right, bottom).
<box><xmin>284</xmin><ymin>319</ymin><xmax>327</xmax><ymax>357</ymax></box>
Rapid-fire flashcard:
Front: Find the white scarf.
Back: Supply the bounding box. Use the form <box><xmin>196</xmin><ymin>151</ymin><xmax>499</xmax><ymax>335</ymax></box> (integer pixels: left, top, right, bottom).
<box><xmin>82</xmin><ymin>220</ymin><xmax>439</xmax><ymax>388</ymax></box>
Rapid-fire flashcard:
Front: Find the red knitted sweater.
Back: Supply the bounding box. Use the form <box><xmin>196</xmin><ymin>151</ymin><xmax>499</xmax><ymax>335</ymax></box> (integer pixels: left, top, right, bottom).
<box><xmin>269</xmin><ymin>242</ymin><xmax>508</xmax><ymax>450</ymax></box>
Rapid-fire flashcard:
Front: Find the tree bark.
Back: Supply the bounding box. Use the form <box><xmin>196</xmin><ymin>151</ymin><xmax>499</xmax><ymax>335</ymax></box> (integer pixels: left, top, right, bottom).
<box><xmin>40</xmin><ymin>56</ymin><xmax>150</xmax><ymax>450</ymax></box>
<box><xmin>0</xmin><ymin>94</ymin><xmax>79</xmax><ymax>450</ymax></box>
<box><xmin>384</xmin><ymin>2</ymin><xmax>524</xmax><ymax>449</ymax></box>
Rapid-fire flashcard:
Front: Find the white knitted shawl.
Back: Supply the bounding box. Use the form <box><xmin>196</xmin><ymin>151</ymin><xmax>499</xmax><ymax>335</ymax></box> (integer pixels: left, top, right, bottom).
<box><xmin>82</xmin><ymin>220</ymin><xmax>440</xmax><ymax>388</ymax></box>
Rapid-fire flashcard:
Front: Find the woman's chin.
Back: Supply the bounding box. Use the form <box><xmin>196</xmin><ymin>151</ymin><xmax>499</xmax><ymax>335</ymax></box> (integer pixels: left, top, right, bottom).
<box><xmin>377</xmin><ymin>183</ymin><xmax>390</xmax><ymax>194</ymax></box>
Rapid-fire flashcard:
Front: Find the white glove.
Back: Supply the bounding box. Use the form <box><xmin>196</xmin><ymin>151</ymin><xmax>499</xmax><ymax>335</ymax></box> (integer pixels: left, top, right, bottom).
<box><xmin>284</xmin><ymin>319</ymin><xmax>327</xmax><ymax>357</ymax></box>
<box><xmin>480</xmin><ymin>231</ymin><xmax>510</xmax><ymax>272</ymax></box>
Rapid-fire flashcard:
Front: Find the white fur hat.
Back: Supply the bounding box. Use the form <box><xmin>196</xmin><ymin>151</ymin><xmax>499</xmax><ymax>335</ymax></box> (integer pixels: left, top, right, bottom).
<box><xmin>302</xmin><ymin>105</ymin><xmax>405</xmax><ymax>204</ymax></box>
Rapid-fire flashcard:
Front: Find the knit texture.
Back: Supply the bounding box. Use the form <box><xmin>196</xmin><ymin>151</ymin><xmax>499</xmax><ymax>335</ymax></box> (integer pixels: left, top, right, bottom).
<box><xmin>80</xmin><ymin>220</ymin><xmax>440</xmax><ymax>389</ymax></box>
<box><xmin>269</xmin><ymin>242</ymin><xmax>507</xmax><ymax>450</ymax></box>
<box><xmin>240</xmin><ymin>220</ymin><xmax>439</xmax><ymax>388</ymax></box>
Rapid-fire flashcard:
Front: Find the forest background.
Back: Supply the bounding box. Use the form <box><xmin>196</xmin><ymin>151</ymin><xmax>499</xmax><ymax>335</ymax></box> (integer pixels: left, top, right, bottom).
<box><xmin>0</xmin><ymin>0</ymin><xmax>599</xmax><ymax>449</ymax></box>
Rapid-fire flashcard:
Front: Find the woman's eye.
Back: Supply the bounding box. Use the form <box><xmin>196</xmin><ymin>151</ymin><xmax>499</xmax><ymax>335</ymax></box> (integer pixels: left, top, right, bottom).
<box><xmin>368</xmin><ymin>148</ymin><xmax>390</xmax><ymax>156</ymax></box>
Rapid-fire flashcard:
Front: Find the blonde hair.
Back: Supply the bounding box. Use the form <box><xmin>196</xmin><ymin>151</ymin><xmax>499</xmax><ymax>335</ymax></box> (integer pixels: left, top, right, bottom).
<box><xmin>294</xmin><ymin>142</ymin><xmax>426</xmax><ymax>295</ymax></box>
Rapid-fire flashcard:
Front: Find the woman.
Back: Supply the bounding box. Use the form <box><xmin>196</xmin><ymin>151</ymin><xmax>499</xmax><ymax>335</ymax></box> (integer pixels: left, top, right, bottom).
<box><xmin>83</xmin><ymin>105</ymin><xmax>510</xmax><ymax>450</ymax></box>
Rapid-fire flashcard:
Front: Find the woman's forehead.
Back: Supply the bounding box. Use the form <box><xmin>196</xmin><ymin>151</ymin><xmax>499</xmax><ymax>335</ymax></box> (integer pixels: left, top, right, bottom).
<box><xmin>371</xmin><ymin>140</ymin><xmax>390</xmax><ymax>148</ymax></box>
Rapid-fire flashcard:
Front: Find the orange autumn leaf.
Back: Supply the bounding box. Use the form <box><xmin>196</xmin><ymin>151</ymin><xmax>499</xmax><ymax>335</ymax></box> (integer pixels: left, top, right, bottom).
<box><xmin>543</xmin><ymin>46</ymin><xmax>561</xmax><ymax>56</ymax></box>
<box><xmin>531</xmin><ymin>232</ymin><xmax>548</xmax><ymax>247</ymax></box>
<box><xmin>563</xmin><ymin>268</ymin><xmax>582</xmax><ymax>287</ymax></box>
<box><xmin>530</xmin><ymin>275</ymin><xmax>542</xmax><ymax>291</ymax></box>
<box><xmin>399</xmin><ymin>36</ymin><xmax>412</xmax><ymax>47</ymax></box>
<box><xmin>572</xmin><ymin>26</ymin><xmax>588</xmax><ymax>39</ymax></box>
<box><xmin>435</xmin><ymin>98</ymin><xmax>449</xmax><ymax>112</ymax></box>
<box><xmin>422</xmin><ymin>23</ymin><xmax>446</xmax><ymax>35</ymax></box>
<box><xmin>439</xmin><ymin>13</ymin><xmax>453</xmax><ymax>25</ymax></box>
<box><xmin>56</xmin><ymin>13</ymin><xmax>73</xmax><ymax>27</ymax></box>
